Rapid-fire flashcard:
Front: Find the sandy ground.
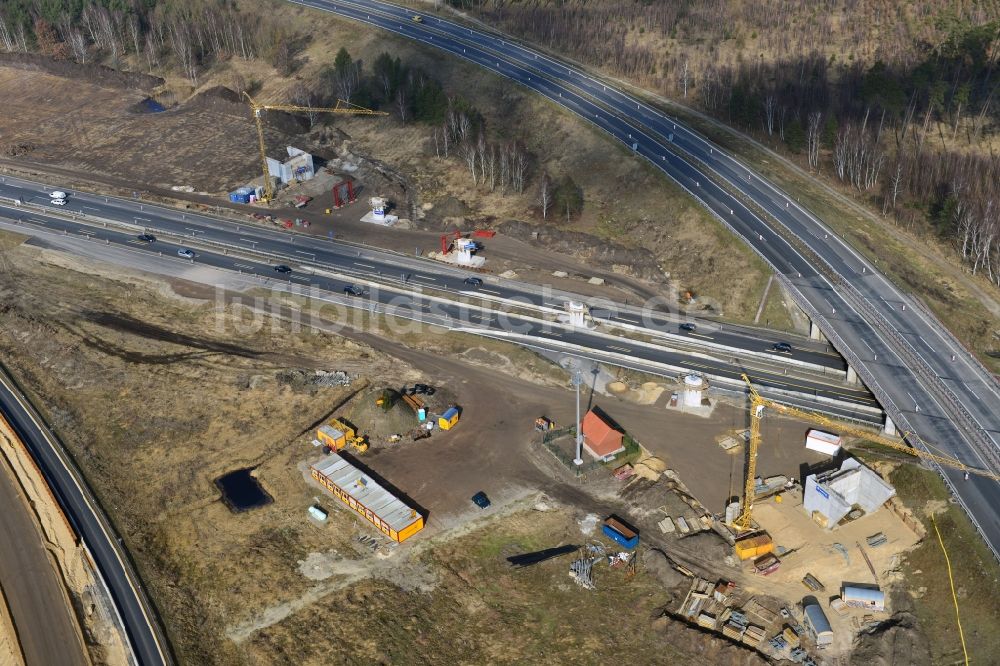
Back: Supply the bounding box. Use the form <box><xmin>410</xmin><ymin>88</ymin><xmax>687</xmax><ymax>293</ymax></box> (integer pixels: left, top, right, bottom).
<box><xmin>0</xmin><ymin>231</ymin><xmax>923</xmax><ymax>664</ymax></box>
<box><xmin>0</xmin><ymin>419</ymin><xmax>97</xmax><ymax>665</ymax></box>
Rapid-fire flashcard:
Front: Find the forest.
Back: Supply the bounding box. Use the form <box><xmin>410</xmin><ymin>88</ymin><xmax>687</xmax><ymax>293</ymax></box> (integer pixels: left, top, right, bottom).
<box><xmin>451</xmin><ymin>0</ymin><xmax>1000</xmax><ymax>286</ymax></box>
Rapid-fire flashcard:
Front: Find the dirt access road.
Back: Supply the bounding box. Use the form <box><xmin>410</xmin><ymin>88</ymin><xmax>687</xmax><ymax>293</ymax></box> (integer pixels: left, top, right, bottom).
<box><xmin>0</xmin><ymin>455</ymin><xmax>89</xmax><ymax>666</ymax></box>
<box><xmin>298</xmin><ymin>307</ymin><xmax>816</xmax><ymax>530</ymax></box>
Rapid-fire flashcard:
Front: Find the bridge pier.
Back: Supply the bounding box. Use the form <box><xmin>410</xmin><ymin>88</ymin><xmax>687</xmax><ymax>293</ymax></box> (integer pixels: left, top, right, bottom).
<box><xmin>809</xmin><ymin>320</ymin><xmax>826</xmax><ymax>342</ymax></box>
<box><xmin>882</xmin><ymin>415</ymin><xmax>896</xmax><ymax>437</ymax></box>
<box><xmin>846</xmin><ymin>365</ymin><xmax>859</xmax><ymax>385</ymax></box>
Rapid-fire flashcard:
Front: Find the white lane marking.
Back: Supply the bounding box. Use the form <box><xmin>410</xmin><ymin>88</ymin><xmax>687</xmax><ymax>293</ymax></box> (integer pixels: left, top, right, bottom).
<box><xmin>608</xmin><ymin>345</ymin><xmax>632</xmax><ymax>353</ymax></box>
<box><xmin>965</xmin><ymin>383</ymin><xmax>981</xmax><ymax>401</ymax></box>
<box><xmin>479</xmin><ymin>288</ymin><xmax>501</xmax><ymax>295</ymax></box>
<box><xmin>234</xmin><ymin>263</ymin><xmax>256</xmax><ymax>270</ymax></box>
<box><xmin>411</xmin><ymin>275</ymin><xmax>436</xmax><ymax>282</ymax></box>
<box><xmin>353</xmin><ymin>262</ymin><xmax>375</xmax><ymax>269</ymax></box>
<box><xmin>918</xmin><ymin>335</ymin><xmax>935</xmax><ymax>352</ymax></box>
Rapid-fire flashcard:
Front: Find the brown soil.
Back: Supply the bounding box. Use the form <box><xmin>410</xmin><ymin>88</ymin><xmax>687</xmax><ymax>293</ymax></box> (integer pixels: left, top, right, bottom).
<box><xmin>0</xmin><ymin>1</ymin><xmax>773</xmax><ymax>323</ymax></box>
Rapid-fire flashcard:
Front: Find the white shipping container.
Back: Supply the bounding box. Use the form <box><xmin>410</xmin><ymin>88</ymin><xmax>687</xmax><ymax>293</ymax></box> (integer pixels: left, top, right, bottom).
<box><xmin>806</xmin><ymin>429</ymin><xmax>842</xmax><ymax>457</ymax></box>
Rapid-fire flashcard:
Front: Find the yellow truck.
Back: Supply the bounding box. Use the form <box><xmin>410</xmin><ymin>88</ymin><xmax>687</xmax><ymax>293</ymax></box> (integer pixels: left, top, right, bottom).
<box><xmin>317</xmin><ymin>419</ymin><xmax>369</xmax><ymax>453</ymax></box>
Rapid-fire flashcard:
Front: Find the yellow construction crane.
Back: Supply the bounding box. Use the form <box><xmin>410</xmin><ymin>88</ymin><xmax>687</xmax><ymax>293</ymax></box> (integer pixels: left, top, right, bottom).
<box><xmin>733</xmin><ymin>373</ymin><xmax>1000</xmax><ymax>533</ymax></box>
<box><xmin>243</xmin><ymin>92</ymin><xmax>388</xmax><ymax>203</ymax></box>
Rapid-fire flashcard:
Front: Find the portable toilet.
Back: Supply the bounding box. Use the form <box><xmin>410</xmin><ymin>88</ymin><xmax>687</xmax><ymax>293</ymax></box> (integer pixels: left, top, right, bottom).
<box><xmin>317</xmin><ymin>424</ymin><xmax>347</xmax><ymax>450</ymax></box>
<box><xmin>417</xmin><ymin>407</ymin><xmax>427</xmax><ymax>422</ymax></box>
<box><xmin>438</xmin><ymin>407</ymin><xmax>460</xmax><ymax>431</ymax></box>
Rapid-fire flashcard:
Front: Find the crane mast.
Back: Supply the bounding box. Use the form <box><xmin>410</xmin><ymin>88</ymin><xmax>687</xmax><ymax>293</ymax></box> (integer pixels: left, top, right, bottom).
<box><xmin>242</xmin><ymin>92</ymin><xmax>388</xmax><ymax>203</ymax></box>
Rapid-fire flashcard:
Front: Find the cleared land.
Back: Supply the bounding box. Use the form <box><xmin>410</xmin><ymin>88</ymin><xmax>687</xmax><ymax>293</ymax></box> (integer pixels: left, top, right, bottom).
<box><xmin>0</xmin><ymin>231</ymin><xmax>861</xmax><ymax>664</ymax></box>
<box><xmin>0</xmin><ymin>0</ymin><xmax>785</xmax><ymax>326</ymax></box>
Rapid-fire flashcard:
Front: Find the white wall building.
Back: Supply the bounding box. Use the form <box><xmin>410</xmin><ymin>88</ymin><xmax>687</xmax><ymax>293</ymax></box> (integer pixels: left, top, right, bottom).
<box><xmin>266</xmin><ymin>146</ymin><xmax>315</xmax><ymax>185</ymax></box>
<box><xmin>803</xmin><ymin>458</ymin><xmax>895</xmax><ymax>529</ymax></box>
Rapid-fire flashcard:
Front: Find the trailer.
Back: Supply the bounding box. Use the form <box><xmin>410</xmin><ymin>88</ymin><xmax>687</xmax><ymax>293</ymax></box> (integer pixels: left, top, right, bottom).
<box><xmin>602</xmin><ymin>517</ymin><xmax>639</xmax><ymax>549</ymax></box>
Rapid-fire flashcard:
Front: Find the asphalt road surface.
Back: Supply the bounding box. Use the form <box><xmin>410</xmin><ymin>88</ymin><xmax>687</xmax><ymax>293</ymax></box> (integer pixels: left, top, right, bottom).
<box><xmin>0</xmin><ymin>456</ymin><xmax>89</xmax><ymax>666</ymax></box>
<box><xmin>0</xmin><ymin>202</ymin><xmax>876</xmax><ymax>420</ymax></box>
<box><xmin>0</xmin><ymin>176</ymin><xmax>843</xmax><ymax>371</ymax></box>
<box><xmin>284</xmin><ymin>0</ymin><xmax>1000</xmax><ymax>558</ymax></box>
<box><xmin>0</xmin><ymin>373</ymin><xmax>170</xmax><ymax>665</ymax></box>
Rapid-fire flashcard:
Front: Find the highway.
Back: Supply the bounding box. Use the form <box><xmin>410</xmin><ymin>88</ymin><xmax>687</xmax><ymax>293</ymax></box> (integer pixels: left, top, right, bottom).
<box><xmin>0</xmin><ymin>176</ymin><xmax>844</xmax><ymax>372</ymax></box>
<box><xmin>0</xmin><ymin>371</ymin><xmax>170</xmax><ymax>665</ymax></box>
<box><xmin>0</xmin><ymin>204</ymin><xmax>877</xmax><ymax>420</ymax></box>
<box><xmin>280</xmin><ymin>0</ymin><xmax>1000</xmax><ymax>555</ymax></box>
<box><xmin>0</xmin><ymin>455</ymin><xmax>89</xmax><ymax>666</ymax></box>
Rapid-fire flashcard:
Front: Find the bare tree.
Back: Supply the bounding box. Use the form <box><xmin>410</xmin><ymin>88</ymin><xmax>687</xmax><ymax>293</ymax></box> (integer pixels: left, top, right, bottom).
<box><xmin>395</xmin><ymin>88</ymin><xmax>408</xmax><ymax>123</ymax></box>
<box><xmin>764</xmin><ymin>95</ymin><xmax>776</xmax><ymax>136</ymax></box>
<box><xmin>806</xmin><ymin>111</ymin><xmax>821</xmax><ymax>169</ymax></box>
<box><xmin>538</xmin><ymin>172</ymin><xmax>553</xmax><ymax>219</ymax></box>
<box><xmin>290</xmin><ymin>82</ymin><xmax>318</xmax><ymax>127</ymax></box>
<box><xmin>679</xmin><ymin>58</ymin><xmax>690</xmax><ymax>99</ymax></box>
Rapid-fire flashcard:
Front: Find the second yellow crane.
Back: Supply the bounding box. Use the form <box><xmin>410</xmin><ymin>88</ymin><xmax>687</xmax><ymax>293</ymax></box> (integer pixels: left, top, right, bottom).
<box><xmin>243</xmin><ymin>92</ymin><xmax>388</xmax><ymax>203</ymax></box>
<box><xmin>733</xmin><ymin>373</ymin><xmax>1000</xmax><ymax>534</ymax></box>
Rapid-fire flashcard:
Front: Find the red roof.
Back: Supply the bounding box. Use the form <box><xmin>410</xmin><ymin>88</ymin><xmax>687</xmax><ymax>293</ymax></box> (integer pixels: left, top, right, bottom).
<box><xmin>582</xmin><ymin>410</ymin><xmax>625</xmax><ymax>458</ymax></box>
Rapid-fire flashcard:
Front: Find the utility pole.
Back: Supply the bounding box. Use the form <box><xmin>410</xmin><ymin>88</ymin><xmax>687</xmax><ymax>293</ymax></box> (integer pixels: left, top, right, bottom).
<box><xmin>572</xmin><ymin>369</ymin><xmax>583</xmax><ymax>465</ymax></box>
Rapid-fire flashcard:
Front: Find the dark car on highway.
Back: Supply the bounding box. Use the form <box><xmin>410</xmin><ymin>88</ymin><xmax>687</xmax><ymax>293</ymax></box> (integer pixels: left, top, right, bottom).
<box><xmin>273</xmin><ymin>264</ymin><xmax>292</xmax><ymax>274</ymax></box>
<box><xmin>343</xmin><ymin>285</ymin><xmax>364</xmax><ymax>296</ymax></box>
<box><xmin>471</xmin><ymin>491</ymin><xmax>491</xmax><ymax>509</ymax></box>
<box><xmin>136</xmin><ymin>233</ymin><xmax>156</xmax><ymax>243</ymax></box>
<box><xmin>679</xmin><ymin>322</ymin><xmax>697</xmax><ymax>332</ymax></box>
<box><xmin>463</xmin><ymin>276</ymin><xmax>484</xmax><ymax>287</ymax></box>
<box><xmin>771</xmin><ymin>342</ymin><xmax>793</xmax><ymax>353</ymax></box>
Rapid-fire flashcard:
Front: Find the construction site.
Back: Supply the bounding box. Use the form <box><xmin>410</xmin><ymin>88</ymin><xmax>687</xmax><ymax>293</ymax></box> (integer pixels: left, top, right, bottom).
<box><xmin>0</xmin><ymin>4</ymin><xmax>998</xmax><ymax>666</ymax></box>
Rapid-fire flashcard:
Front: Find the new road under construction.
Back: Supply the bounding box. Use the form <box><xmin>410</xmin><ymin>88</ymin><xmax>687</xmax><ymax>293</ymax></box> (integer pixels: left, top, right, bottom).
<box><xmin>0</xmin><ymin>1</ymin><xmax>998</xmax><ymax>662</ymax></box>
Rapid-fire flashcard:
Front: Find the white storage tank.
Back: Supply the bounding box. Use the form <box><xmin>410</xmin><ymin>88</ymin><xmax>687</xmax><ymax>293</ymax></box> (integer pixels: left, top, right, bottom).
<box><xmin>683</xmin><ymin>373</ymin><xmax>706</xmax><ymax>407</ymax></box>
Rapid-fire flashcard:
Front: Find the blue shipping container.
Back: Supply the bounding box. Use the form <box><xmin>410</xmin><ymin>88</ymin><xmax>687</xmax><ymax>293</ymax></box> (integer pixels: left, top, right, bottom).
<box><xmin>230</xmin><ymin>192</ymin><xmax>250</xmax><ymax>204</ymax></box>
<box><xmin>602</xmin><ymin>523</ymin><xmax>639</xmax><ymax>549</ymax></box>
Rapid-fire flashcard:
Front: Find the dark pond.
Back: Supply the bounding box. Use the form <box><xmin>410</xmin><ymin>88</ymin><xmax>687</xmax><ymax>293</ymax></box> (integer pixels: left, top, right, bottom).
<box><xmin>216</xmin><ymin>468</ymin><xmax>272</xmax><ymax>512</ymax></box>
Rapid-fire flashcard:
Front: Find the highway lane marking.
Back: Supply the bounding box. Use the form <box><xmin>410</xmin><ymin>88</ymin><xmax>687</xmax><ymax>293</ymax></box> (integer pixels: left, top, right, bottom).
<box><xmin>689</xmin><ymin>332</ymin><xmax>715</xmax><ymax>340</ymax></box>
<box><xmin>608</xmin><ymin>345</ymin><xmax>632</xmax><ymax>353</ymax></box>
<box><xmin>233</xmin><ymin>263</ymin><xmax>256</xmax><ymax>270</ymax></box>
<box><xmin>965</xmin><ymin>383</ymin><xmax>981</xmax><ymax>402</ymax></box>
<box><xmin>295</xmin><ymin>250</ymin><xmax>315</xmax><ymax>256</ymax></box>
<box><xmin>918</xmin><ymin>335</ymin><xmax>935</xmax><ymax>352</ymax></box>
<box><xmin>411</xmin><ymin>275</ymin><xmax>437</xmax><ymax>282</ymax></box>
<box><xmin>614</xmin><ymin>315</ymin><xmax>640</xmax><ymax>323</ymax></box>
<box><xmin>290</xmin><ymin>275</ymin><xmax>311</xmax><ymax>282</ymax></box>
<box><xmin>353</xmin><ymin>262</ymin><xmax>376</xmax><ymax>269</ymax></box>
<box><xmin>479</xmin><ymin>288</ymin><xmax>501</xmax><ymax>295</ymax></box>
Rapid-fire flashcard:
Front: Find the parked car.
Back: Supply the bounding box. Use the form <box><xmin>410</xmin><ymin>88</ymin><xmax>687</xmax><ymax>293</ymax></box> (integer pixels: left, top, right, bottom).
<box><xmin>471</xmin><ymin>491</ymin><xmax>491</xmax><ymax>509</ymax></box>
<box><xmin>771</xmin><ymin>342</ymin><xmax>793</xmax><ymax>353</ymax></box>
<box><xmin>273</xmin><ymin>264</ymin><xmax>292</xmax><ymax>274</ymax></box>
<box><xmin>136</xmin><ymin>233</ymin><xmax>156</xmax><ymax>243</ymax></box>
<box><xmin>50</xmin><ymin>198</ymin><xmax>67</xmax><ymax>206</ymax></box>
<box><xmin>343</xmin><ymin>285</ymin><xmax>364</xmax><ymax>296</ymax></box>
<box><xmin>679</xmin><ymin>322</ymin><xmax>697</xmax><ymax>332</ymax></box>
<box><xmin>463</xmin><ymin>276</ymin><xmax>484</xmax><ymax>287</ymax></box>
<box><xmin>177</xmin><ymin>248</ymin><xmax>195</xmax><ymax>259</ymax></box>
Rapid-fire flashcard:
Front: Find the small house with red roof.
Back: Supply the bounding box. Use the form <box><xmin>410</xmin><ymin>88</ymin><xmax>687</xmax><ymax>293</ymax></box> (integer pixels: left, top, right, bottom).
<box><xmin>581</xmin><ymin>409</ymin><xmax>625</xmax><ymax>461</ymax></box>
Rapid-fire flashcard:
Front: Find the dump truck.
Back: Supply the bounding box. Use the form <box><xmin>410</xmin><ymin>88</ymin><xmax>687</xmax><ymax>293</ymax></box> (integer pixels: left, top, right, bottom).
<box><xmin>316</xmin><ymin>419</ymin><xmax>369</xmax><ymax>453</ymax></box>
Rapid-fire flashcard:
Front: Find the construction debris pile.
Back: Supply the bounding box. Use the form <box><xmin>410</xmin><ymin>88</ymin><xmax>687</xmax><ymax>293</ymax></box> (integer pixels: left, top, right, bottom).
<box><xmin>676</xmin><ymin>577</ymin><xmax>817</xmax><ymax>664</ymax></box>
